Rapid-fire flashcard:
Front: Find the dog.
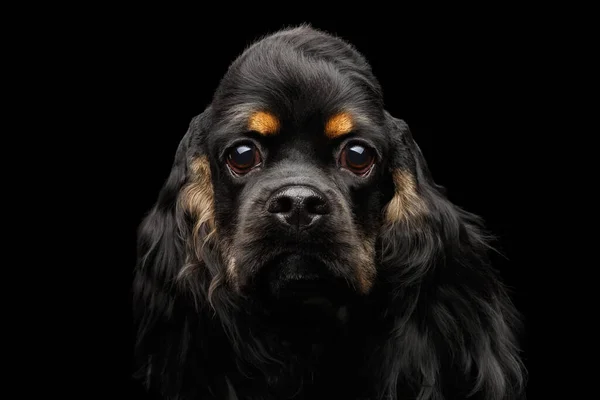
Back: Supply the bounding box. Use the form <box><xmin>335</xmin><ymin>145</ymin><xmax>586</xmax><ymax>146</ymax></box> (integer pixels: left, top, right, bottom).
<box><xmin>133</xmin><ymin>25</ymin><xmax>526</xmax><ymax>400</ymax></box>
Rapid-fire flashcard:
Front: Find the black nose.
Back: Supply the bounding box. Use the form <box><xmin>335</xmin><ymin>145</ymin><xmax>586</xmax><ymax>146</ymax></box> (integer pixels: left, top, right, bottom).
<box><xmin>266</xmin><ymin>185</ymin><xmax>330</xmax><ymax>229</ymax></box>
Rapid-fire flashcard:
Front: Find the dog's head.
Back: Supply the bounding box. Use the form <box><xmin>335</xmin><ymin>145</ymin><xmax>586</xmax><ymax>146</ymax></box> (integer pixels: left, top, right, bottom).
<box><xmin>134</xmin><ymin>25</ymin><xmax>525</xmax><ymax>400</ymax></box>
<box><xmin>146</xmin><ymin>27</ymin><xmax>431</xmax><ymax>306</ymax></box>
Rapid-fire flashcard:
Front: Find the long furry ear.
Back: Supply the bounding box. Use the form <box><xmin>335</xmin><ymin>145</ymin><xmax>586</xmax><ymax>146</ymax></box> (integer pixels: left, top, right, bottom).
<box><xmin>375</xmin><ymin>113</ymin><xmax>526</xmax><ymax>400</ymax></box>
<box><xmin>132</xmin><ymin>109</ymin><xmax>219</xmax><ymax>396</ymax></box>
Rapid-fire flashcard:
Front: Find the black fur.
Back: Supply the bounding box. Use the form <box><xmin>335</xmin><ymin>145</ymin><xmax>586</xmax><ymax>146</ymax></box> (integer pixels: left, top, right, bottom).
<box><xmin>133</xmin><ymin>25</ymin><xmax>526</xmax><ymax>399</ymax></box>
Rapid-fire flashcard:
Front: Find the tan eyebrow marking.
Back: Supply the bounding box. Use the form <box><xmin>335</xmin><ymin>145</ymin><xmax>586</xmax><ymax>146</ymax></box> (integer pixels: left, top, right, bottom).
<box><xmin>247</xmin><ymin>111</ymin><xmax>280</xmax><ymax>135</ymax></box>
<box><xmin>324</xmin><ymin>112</ymin><xmax>354</xmax><ymax>138</ymax></box>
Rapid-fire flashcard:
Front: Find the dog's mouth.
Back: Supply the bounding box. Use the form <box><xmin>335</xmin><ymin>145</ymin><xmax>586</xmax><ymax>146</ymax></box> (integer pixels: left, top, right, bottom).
<box><xmin>253</xmin><ymin>253</ymin><xmax>354</xmax><ymax>312</ymax></box>
<box><xmin>256</xmin><ymin>253</ymin><xmax>352</xmax><ymax>303</ymax></box>
<box><xmin>250</xmin><ymin>253</ymin><xmax>354</xmax><ymax>342</ymax></box>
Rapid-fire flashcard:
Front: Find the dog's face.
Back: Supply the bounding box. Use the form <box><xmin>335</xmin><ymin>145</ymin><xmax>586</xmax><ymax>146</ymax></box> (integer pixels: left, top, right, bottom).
<box><xmin>172</xmin><ymin>29</ymin><xmax>433</xmax><ymax>310</ymax></box>
<box><xmin>209</xmin><ymin>92</ymin><xmax>390</xmax><ymax>299</ymax></box>
<box><xmin>178</xmin><ymin>35</ymin><xmax>422</xmax><ymax>307</ymax></box>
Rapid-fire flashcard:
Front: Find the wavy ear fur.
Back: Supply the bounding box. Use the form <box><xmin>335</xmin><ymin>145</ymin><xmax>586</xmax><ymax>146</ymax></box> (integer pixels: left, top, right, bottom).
<box><xmin>132</xmin><ymin>109</ymin><xmax>229</xmax><ymax>398</ymax></box>
<box><xmin>375</xmin><ymin>114</ymin><xmax>526</xmax><ymax>400</ymax></box>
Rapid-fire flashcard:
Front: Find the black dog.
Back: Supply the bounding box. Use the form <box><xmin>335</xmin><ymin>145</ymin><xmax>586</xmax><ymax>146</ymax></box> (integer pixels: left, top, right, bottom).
<box><xmin>133</xmin><ymin>25</ymin><xmax>526</xmax><ymax>400</ymax></box>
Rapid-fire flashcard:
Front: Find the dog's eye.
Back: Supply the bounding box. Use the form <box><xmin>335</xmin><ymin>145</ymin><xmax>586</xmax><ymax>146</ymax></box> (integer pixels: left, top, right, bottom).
<box><xmin>340</xmin><ymin>143</ymin><xmax>375</xmax><ymax>175</ymax></box>
<box><xmin>226</xmin><ymin>144</ymin><xmax>262</xmax><ymax>174</ymax></box>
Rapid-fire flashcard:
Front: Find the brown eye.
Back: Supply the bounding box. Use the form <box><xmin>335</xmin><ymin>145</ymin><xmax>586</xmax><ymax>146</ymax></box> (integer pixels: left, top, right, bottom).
<box><xmin>340</xmin><ymin>143</ymin><xmax>375</xmax><ymax>175</ymax></box>
<box><xmin>227</xmin><ymin>143</ymin><xmax>261</xmax><ymax>174</ymax></box>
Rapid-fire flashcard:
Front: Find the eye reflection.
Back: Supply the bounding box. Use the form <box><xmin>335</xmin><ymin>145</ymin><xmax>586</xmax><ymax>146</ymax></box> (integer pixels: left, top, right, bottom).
<box><xmin>347</xmin><ymin>145</ymin><xmax>368</xmax><ymax>167</ymax></box>
<box><xmin>231</xmin><ymin>145</ymin><xmax>253</xmax><ymax>166</ymax></box>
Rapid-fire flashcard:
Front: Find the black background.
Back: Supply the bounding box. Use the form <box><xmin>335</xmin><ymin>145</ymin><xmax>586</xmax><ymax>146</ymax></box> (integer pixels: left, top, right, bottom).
<box><xmin>120</xmin><ymin>12</ymin><xmax>546</xmax><ymax>399</ymax></box>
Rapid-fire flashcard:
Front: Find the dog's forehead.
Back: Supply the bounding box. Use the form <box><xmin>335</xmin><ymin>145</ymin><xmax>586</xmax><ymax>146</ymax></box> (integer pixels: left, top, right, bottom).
<box><xmin>209</xmin><ymin>31</ymin><xmax>385</xmax><ymax>140</ymax></box>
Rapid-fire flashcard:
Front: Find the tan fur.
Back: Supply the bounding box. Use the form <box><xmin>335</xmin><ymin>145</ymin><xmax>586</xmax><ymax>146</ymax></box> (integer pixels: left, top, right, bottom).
<box><xmin>176</xmin><ymin>156</ymin><xmax>216</xmax><ymax>281</ymax></box>
<box><xmin>181</xmin><ymin>156</ymin><xmax>216</xmax><ymax>246</ymax></box>
<box><xmin>384</xmin><ymin>170</ymin><xmax>427</xmax><ymax>223</ymax></box>
<box><xmin>324</xmin><ymin>112</ymin><xmax>354</xmax><ymax>138</ymax></box>
<box><xmin>355</xmin><ymin>236</ymin><xmax>376</xmax><ymax>294</ymax></box>
<box><xmin>248</xmin><ymin>111</ymin><xmax>280</xmax><ymax>135</ymax></box>
<box><xmin>226</xmin><ymin>256</ymin><xmax>239</xmax><ymax>289</ymax></box>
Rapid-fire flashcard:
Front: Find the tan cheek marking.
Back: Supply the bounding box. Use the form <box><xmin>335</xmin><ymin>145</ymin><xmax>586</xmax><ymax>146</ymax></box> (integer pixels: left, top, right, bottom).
<box><xmin>178</xmin><ymin>156</ymin><xmax>216</xmax><ymax>257</ymax></box>
<box><xmin>325</xmin><ymin>112</ymin><xmax>354</xmax><ymax>138</ymax></box>
<box><xmin>355</xmin><ymin>237</ymin><xmax>376</xmax><ymax>294</ymax></box>
<box><xmin>175</xmin><ymin>156</ymin><xmax>216</xmax><ymax>286</ymax></box>
<box><xmin>385</xmin><ymin>170</ymin><xmax>428</xmax><ymax>223</ymax></box>
<box><xmin>248</xmin><ymin>111</ymin><xmax>280</xmax><ymax>135</ymax></box>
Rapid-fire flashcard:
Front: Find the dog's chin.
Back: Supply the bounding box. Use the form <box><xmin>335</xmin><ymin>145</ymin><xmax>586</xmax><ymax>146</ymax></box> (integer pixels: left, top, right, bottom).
<box><xmin>251</xmin><ymin>253</ymin><xmax>355</xmax><ymax>339</ymax></box>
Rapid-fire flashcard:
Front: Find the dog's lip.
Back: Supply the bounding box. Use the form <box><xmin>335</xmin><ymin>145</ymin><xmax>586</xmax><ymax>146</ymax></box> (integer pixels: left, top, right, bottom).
<box><xmin>302</xmin><ymin>296</ymin><xmax>333</xmax><ymax>307</ymax></box>
<box><xmin>268</xmin><ymin>253</ymin><xmax>338</xmax><ymax>283</ymax></box>
<box><xmin>277</xmin><ymin>264</ymin><xmax>323</xmax><ymax>281</ymax></box>
<box><xmin>255</xmin><ymin>252</ymin><xmax>357</xmax><ymax>306</ymax></box>
<box><xmin>265</xmin><ymin>252</ymin><xmax>328</xmax><ymax>273</ymax></box>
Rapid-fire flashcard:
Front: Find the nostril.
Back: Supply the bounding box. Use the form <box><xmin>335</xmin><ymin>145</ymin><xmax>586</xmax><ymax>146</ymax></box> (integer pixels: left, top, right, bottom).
<box><xmin>267</xmin><ymin>195</ymin><xmax>293</xmax><ymax>214</ymax></box>
<box><xmin>305</xmin><ymin>196</ymin><xmax>330</xmax><ymax>215</ymax></box>
<box><xmin>266</xmin><ymin>185</ymin><xmax>331</xmax><ymax>229</ymax></box>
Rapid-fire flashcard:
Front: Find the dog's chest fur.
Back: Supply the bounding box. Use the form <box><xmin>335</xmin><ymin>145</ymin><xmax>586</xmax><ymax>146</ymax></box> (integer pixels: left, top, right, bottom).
<box><xmin>224</xmin><ymin>307</ymin><xmax>375</xmax><ymax>400</ymax></box>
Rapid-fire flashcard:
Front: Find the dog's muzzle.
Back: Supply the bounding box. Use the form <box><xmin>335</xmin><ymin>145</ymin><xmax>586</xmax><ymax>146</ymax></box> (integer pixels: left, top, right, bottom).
<box><xmin>235</xmin><ymin>178</ymin><xmax>361</xmax><ymax>301</ymax></box>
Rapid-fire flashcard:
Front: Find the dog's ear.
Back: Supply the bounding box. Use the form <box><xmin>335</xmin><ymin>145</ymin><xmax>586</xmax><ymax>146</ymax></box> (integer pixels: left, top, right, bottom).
<box><xmin>375</xmin><ymin>113</ymin><xmax>526</xmax><ymax>400</ymax></box>
<box><xmin>379</xmin><ymin>113</ymin><xmax>455</xmax><ymax>284</ymax></box>
<box><xmin>132</xmin><ymin>108</ymin><xmax>217</xmax><ymax>393</ymax></box>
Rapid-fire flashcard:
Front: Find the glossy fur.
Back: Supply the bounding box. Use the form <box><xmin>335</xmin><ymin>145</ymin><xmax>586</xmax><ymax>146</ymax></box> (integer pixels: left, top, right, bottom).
<box><xmin>133</xmin><ymin>25</ymin><xmax>526</xmax><ymax>399</ymax></box>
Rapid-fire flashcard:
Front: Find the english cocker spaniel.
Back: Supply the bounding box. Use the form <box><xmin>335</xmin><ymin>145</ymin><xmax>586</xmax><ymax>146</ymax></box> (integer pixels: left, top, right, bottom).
<box><xmin>133</xmin><ymin>25</ymin><xmax>526</xmax><ymax>400</ymax></box>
